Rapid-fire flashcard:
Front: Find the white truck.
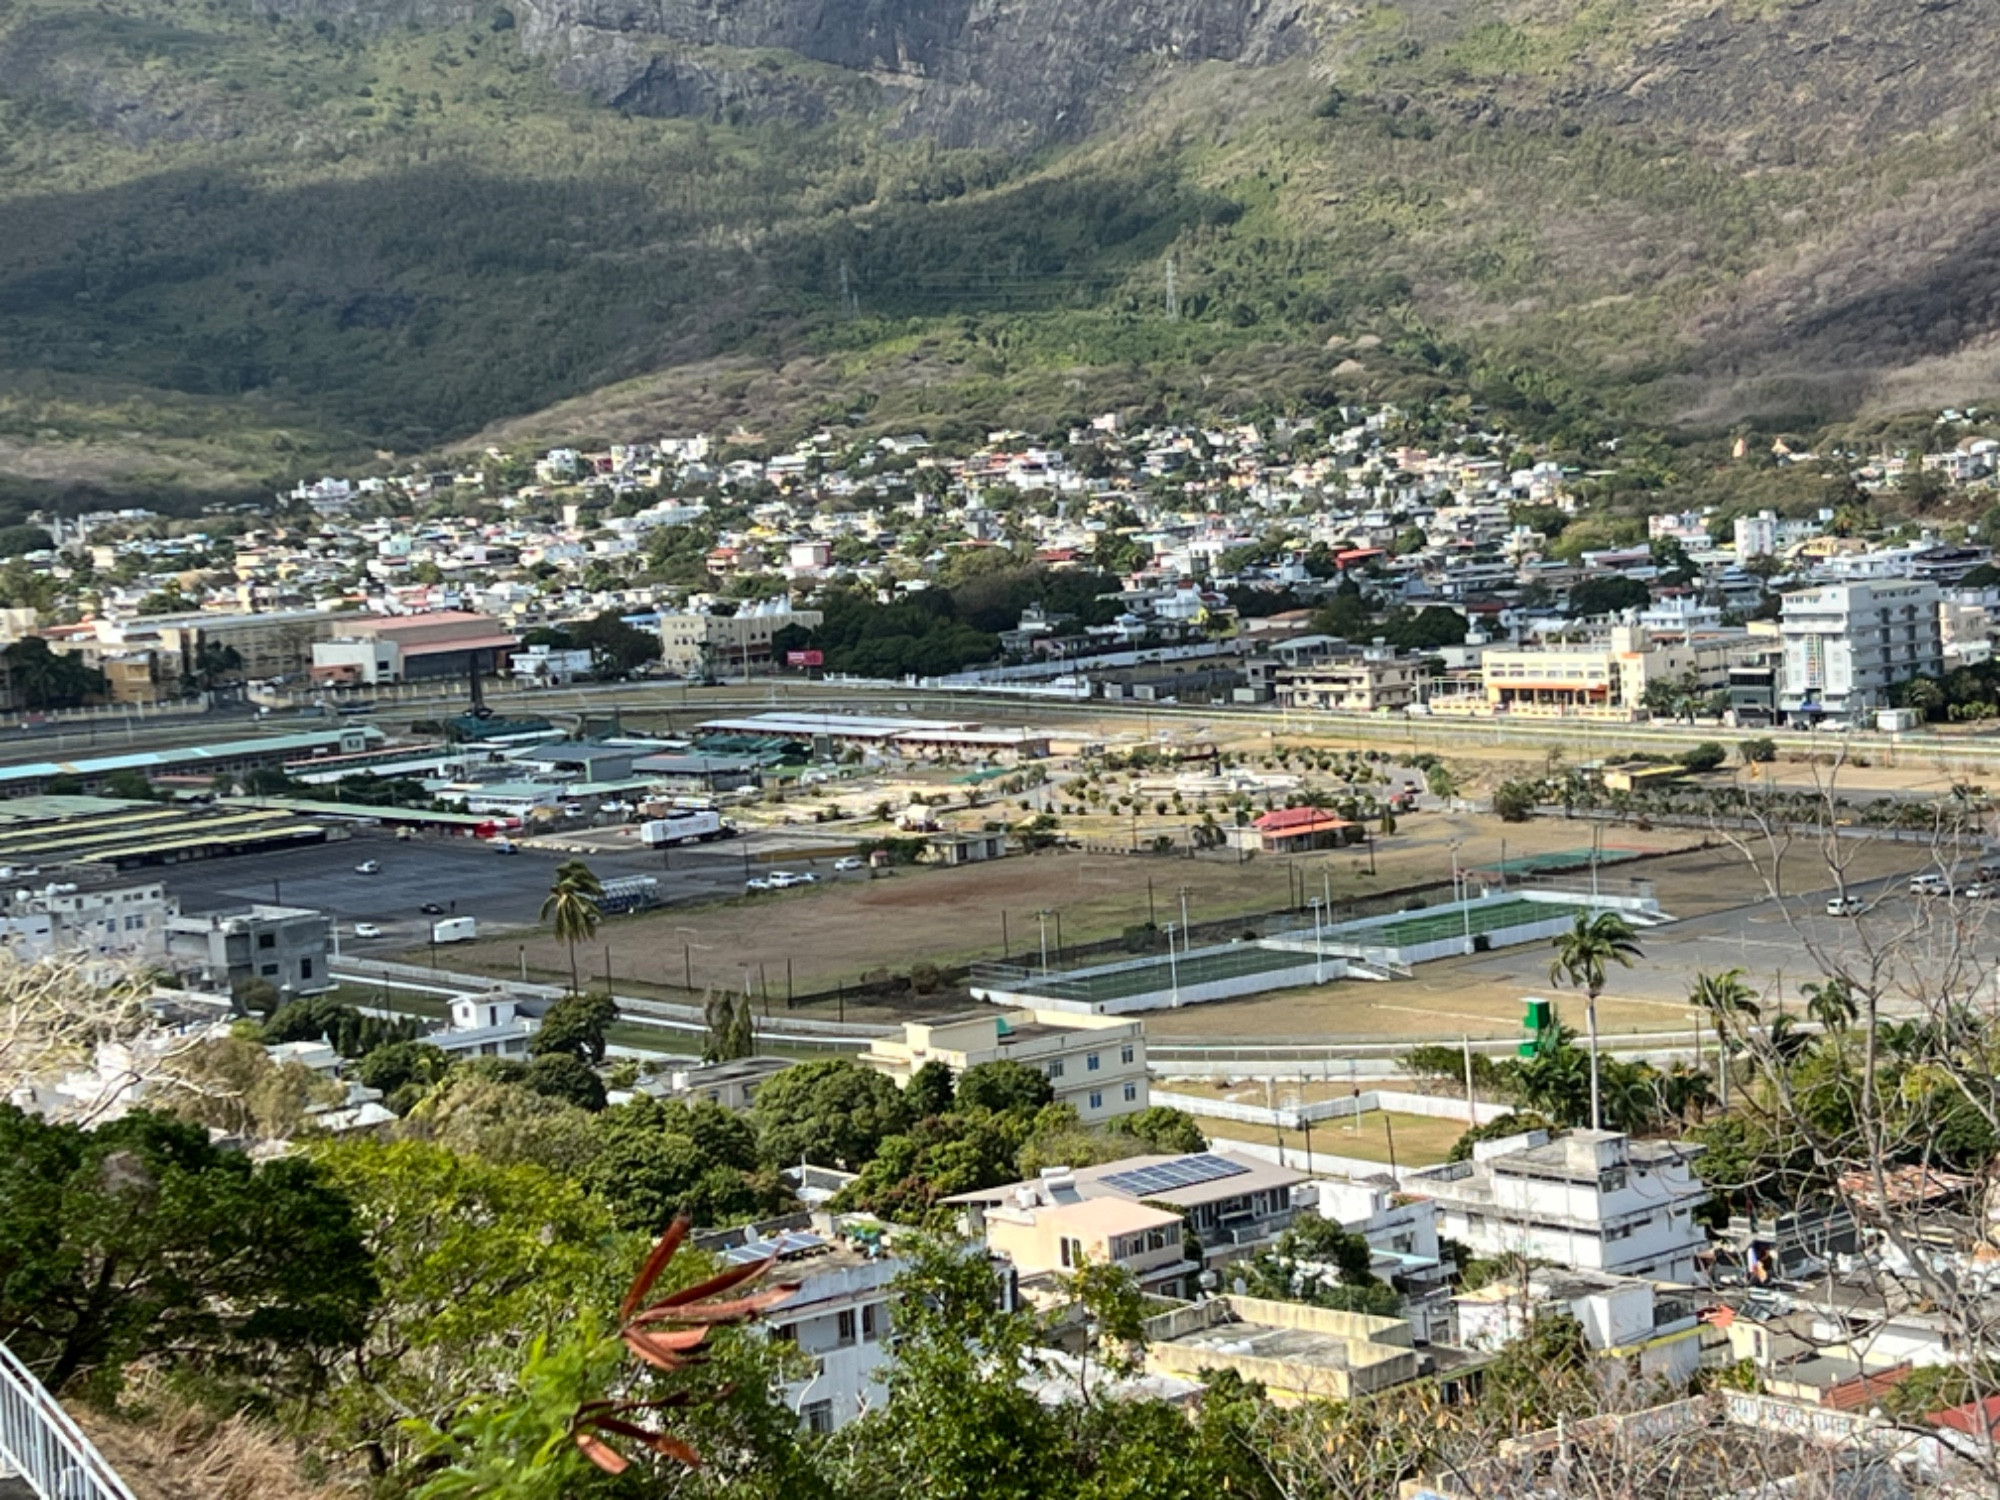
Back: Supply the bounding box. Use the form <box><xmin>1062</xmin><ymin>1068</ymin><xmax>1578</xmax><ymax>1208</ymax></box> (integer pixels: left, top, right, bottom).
<box><xmin>431</xmin><ymin>916</ymin><xmax>478</xmax><ymax>944</ymax></box>
<box><xmin>639</xmin><ymin>809</ymin><xmax>732</xmax><ymax>847</ymax></box>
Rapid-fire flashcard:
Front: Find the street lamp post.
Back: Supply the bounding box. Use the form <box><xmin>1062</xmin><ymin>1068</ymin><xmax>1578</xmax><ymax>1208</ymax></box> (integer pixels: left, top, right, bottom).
<box><xmin>1164</xmin><ymin>921</ymin><xmax>1181</xmax><ymax>1007</ymax></box>
<box><xmin>1450</xmin><ymin>839</ymin><xmax>1472</xmax><ymax>952</ymax></box>
<box><xmin>1308</xmin><ymin>896</ymin><xmax>1325</xmax><ymax>983</ymax></box>
<box><xmin>1037</xmin><ymin>909</ymin><xmax>1053</xmax><ymax>975</ymax></box>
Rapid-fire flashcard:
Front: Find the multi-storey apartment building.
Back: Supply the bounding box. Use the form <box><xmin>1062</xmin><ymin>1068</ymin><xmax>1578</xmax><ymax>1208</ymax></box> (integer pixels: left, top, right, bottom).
<box><xmin>1778</xmin><ymin>579</ymin><xmax>1942</xmax><ymax>722</ymax></box>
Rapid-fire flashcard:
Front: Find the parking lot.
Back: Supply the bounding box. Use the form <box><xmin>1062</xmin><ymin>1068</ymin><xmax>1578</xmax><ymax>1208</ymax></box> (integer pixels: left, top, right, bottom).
<box><xmin>161</xmin><ymin>834</ymin><xmax>746</xmax><ymax>950</ymax></box>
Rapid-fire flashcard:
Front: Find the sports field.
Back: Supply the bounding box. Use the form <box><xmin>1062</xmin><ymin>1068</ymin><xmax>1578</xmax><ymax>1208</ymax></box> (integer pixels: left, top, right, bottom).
<box><xmin>993</xmin><ymin>942</ymin><xmax>1317</xmax><ymax>1004</ymax></box>
<box><xmin>1335</xmin><ymin>896</ymin><xmax>1553</xmax><ymax>950</ymax></box>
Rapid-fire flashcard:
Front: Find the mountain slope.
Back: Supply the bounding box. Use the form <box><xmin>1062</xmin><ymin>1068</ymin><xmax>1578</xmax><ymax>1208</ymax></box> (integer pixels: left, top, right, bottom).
<box><xmin>3</xmin><ymin>0</ymin><xmax>2000</xmax><ymax>501</ymax></box>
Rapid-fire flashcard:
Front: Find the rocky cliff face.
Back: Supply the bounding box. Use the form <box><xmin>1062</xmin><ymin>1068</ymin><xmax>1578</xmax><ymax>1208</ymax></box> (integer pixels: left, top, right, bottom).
<box><xmin>269</xmin><ymin>0</ymin><xmax>1311</xmax><ymax>144</ymax></box>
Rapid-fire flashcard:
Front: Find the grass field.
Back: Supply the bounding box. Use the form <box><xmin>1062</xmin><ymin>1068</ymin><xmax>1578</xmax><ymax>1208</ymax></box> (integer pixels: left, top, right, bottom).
<box><xmin>1194</xmin><ymin>1110</ymin><xmax>1466</xmax><ymax>1170</ymax></box>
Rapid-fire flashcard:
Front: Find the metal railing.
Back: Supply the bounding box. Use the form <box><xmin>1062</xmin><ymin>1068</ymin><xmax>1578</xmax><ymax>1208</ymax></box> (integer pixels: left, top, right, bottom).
<box><xmin>0</xmin><ymin>1340</ymin><xmax>138</xmax><ymax>1500</ymax></box>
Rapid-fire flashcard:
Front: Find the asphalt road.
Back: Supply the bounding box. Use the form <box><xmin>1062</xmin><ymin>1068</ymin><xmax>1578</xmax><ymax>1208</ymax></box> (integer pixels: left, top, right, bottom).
<box><xmin>1433</xmin><ymin>859</ymin><xmax>1996</xmax><ymax>1019</ymax></box>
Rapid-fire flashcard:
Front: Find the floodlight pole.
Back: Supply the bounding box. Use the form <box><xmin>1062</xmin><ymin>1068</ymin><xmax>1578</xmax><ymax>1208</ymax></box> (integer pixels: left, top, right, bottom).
<box><xmin>1165</xmin><ymin>921</ymin><xmax>1181</xmax><ymax>1007</ymax></box>
<box><xmin>1309</xmin><ymin>896</ymin><xmax>1325</xmax><ymax>983</ymax></box>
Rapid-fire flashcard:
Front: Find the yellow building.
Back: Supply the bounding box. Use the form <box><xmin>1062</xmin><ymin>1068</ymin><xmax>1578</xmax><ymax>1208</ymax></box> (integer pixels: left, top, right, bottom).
<box><xmin>657</xmin><ymin>604</ymin><xmax>823</xmax><ymax>676</ymax></box>
<box><xmin>1141</xmin><ymin>1296</ymin><xmax>1424</xmax><ymax>1405</ymax></box>
<box><xmin>981</xmin><ymin>1195</ymin><xmax>1193</xmax><ymax>1296</ymax></box>
<box><xmin>1480</xmin><ymin>625</ymin><xmax>1747</xmax><ymax>719</ymax></box>
<box><xmin>860</xmin><ymin>1008</ymin><xmax>1148</xmax><ymax>1123</ymax></box>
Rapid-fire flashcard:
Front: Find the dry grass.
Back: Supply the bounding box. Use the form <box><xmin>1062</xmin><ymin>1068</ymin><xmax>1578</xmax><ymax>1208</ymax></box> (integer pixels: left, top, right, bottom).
<box><xmin>74</xmin><ymin>1388</ymin><xmax>351</xmax><ymax>1500</ymax></box>
<box><xmin>443</xmin><ymin>810</ymin><xmax>1697</xmax><ymax>1012</ymax></box>
<box><xmin>1196</xmin><ymin>1109</ymin><xmax>1467</xmax><ymax>1168</ymax></box>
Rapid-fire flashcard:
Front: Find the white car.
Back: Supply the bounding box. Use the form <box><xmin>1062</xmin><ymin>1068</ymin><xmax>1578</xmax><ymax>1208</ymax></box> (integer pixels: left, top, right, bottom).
<box><xmin>767</xmin><ymin>871</ymin><xmax>804</xmax><ymax>888</ymax></box>
<box><xmin>1910</xmin><ymin>873</ymin><xmax>1952</xmax><ymax>896</ymax></box>
<box><xmin>355</xmin><ymin>859</ymin><xmax>381</xmax><ymax>875</ymax></box>
<box><xmin>745</xmin><ymin>877</ymin><xmax>771</xmax><ymax>892</ymax></box>
<box><xmin>353</xmin><ymin>922</ymin><xmax>383</xmax><ymax>938</ymax></box>
<box><xmin>833</xmin><ymin>856</ymin><xmax>866</xmax><ymax>872</ymax></box>
<box><xmin>1825</xmin><ymin>895</ymin><xmax>1864</xmax><ymax>917</ymax></box>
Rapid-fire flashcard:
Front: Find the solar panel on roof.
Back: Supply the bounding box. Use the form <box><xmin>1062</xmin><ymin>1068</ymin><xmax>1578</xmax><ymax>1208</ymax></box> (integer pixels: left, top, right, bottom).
<box><xmin>1100</xmin><ymin>1153</ymin><xmax>1248</xmax><ymax>1197</ymax></box>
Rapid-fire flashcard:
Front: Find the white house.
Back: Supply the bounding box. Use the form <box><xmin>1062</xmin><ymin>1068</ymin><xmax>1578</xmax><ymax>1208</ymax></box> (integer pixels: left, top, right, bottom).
<box><xmin>710</xmin><ymin>1219</ymin><xmax>904</xmax><ymax>1434</ymax></box>
<box><xmin>1316</xmin><ymin>1176</ymin><xmax>1456</xmax><ymax>1343</ymax></box>
<box><xmin>429</xmin><ymin>993</ymin><xmax>539</xmax><ymax>1060</ymax></box>
<box><xmin>1454</xmin><ymin>1266</ymin><xmax>1702</xmax><ymax>1390</ymax></box>
<box><xmin>1405</xmin><ymin>1129</ymin><xmax>1708</xmax><ymax>1284</ymax></box>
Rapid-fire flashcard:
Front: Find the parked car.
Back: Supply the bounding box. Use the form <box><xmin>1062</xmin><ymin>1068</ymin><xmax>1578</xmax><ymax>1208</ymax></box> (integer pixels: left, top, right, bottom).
<box><xmin>353</xmin><ymin>922</ymin><xmax>383</xmax><ymax>938</ymax></box>
<box><xmin>745</xmin><ymin>877</ymin><xmax>771</xmax><ymax>892</ymax></box>
<box><xmin>833</xmin><ymin>856</ymin><xmax>865</xmax><ymax>872</ymax></box>
<box><xmin>766</xmin><ymin>871</ymin><xmax>803</xmax><ymax>888</ymax></box>
<box><xmin>419</xmin><ymin>901</ymin><xmax>446</xmax><ymax>915</ymax></box>
<box><xmin>1967</xmin><ymin>882</ymin><xmax>1996</xmax><ymax>901</ymax></box>
<box><xmin>355</xmin><ymin>859</ymin><xmax>381</xmax><ymax>875</ymax></box>
<box><xmin>1910</xmin><ymin>873</ymin><xmax>1952</xmax><ymax>896</ymax></box>
<box><xmin>1825</xmin><ymin>894</ymin><xmax>1864</xmax><ymax>917</ymax></box>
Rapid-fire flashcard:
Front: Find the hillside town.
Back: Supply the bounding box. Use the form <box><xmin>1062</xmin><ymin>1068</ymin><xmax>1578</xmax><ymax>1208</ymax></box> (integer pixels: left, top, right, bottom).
<box><xmin>1</xmin><ymin>407</ymin><xmax>1998</xmax><ymax>733</ymax></box>
<box><xmin>9</xmin><ymin>406</ymin><xmax>2000</xmax><ymax>1499</ymax></box>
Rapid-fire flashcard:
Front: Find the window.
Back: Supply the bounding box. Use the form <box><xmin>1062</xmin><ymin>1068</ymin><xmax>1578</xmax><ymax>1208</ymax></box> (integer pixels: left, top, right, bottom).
<box><xmin>836</xmin><ymin>1309</ymin><xmax>857</xmax><ymax>1346</ymax></box>
<box><xmin>1059</xmin><ymin>1236</ymin><xmax>1083</xmax><ymax>1268</ymax></box>
<box><xmin>1047</xmin><ymin>1059</ymin><xmax>1065</xmax><ymax>1079</ymax></box>
<box><xmin>862</xmin><ymin>1303</ymin><xmax>882</xmax><ymax>1342</ymax></box>
<box><xmin>257</xmin><ymin>933</ymin><xmax>276</xmax><ymax>950</ymax></box>
<box><xmin>1087</xmin><ymin>1053</ymin><xmax>1100</xmax><ymax>1072</ymax></box>
<box><xmin>1123</xmin><ymin>1083</ymin><xmax>1137</xmax><ymax>1102</ymax></box>
<box><xmin>801</xmin><ymin>1399</ymin><xmax>834</xmax><ymax>1435</ymax></box>
<box><xmin>299</xmin><ymin>958</ymin><xmax>314</xmax><ymax>981</ymax></box>
<box><xmin>1088</xmin><ymin>1090</ymin><xmax>1103</xmax><ymax>1111</ymax></box>
<box><xmin>1121</xmin><ymin>1044</ymin><xmax>1135</xmax><ymax>1065</ymax></box>
<box><xmin>260</xmin><ymin>964</ymin><xmax>278</xmax><ymax>977</ymax></box>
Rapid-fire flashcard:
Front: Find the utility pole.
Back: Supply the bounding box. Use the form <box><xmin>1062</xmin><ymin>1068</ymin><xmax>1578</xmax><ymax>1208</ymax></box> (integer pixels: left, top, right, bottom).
<box><xmin>1164</xmin><ymin>254</ymin><xmax>1180</xmax><ymax>322</ymax></box>
<box><xmin>1462</xmin><ymin>1034</ymin><xmax>1477</xmax><ymax>1123</ymax></box>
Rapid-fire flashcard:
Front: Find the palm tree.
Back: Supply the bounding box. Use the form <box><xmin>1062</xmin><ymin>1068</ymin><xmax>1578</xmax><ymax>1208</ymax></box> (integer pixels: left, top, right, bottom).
<box><xmin>1689</xmin><ymin>968</ymin><xmax>1760</xmax><ymax>1109</ymax></box>
<box><xmin>542</xmin><ymin>859</ymin><xmax>604</xmax><ymax>994</ymax></box>
<box><xmin>1803</xmin><ymin>975</ymin><xmax>1858</xmax><ymax>1032</ymax></box>
<box><xmin>1548</xmin><ymin>910</ymin><xmax>1643</xmax><ymax>1131</ymax></box>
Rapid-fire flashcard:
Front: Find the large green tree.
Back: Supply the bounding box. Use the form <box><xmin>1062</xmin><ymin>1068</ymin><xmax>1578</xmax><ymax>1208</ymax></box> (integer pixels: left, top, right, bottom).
<box><xmin>532</xmin><ymin>990</ymin><xmax>620</xmax><ymax>1065</ymax></box>
<box><xmin>310</xmin><ymin>1139</ymin><xmax>620</xmax><ymax>1478</ymax></box>
<box><xmin>0</xmin><ymin>1107</ymin><xmax>375</xmax><ymax>1393</ymax></box>
<box><xmin>752</xmin><ymin>1058</ymin><xmax>912</xmax><ymax>1170</ymax></box>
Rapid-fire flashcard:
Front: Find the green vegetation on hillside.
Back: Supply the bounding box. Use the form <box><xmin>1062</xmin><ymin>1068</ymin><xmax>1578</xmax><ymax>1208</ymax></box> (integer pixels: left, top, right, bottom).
<box><xmin>5</xmin><ymin>0</ymin><xmax>2000</xmax><ymax>500</ymax></box>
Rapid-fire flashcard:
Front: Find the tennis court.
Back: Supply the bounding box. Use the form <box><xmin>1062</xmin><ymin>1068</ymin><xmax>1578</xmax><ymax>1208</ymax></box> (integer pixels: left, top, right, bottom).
<box><xmin>1005</xmin><ymin>942</ymin><xmax>1317</xmax><ymax>1004</ymax></box>
<box><xmin>1333</xmin><ymin>896</ymin><xmax>1554</xmax><ymax>949</ymax></box>
<box><xmin>1469</xmin><ymin>846</ymin><xmax>1642</xmax><ymax>878</ymax></box>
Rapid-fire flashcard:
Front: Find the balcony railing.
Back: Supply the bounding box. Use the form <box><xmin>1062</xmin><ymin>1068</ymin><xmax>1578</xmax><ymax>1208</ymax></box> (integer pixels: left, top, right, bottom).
<box><xmin>0</xmin><ymin>1340</ymin><xmax>137</xmax><ymax>1500</ymax></box>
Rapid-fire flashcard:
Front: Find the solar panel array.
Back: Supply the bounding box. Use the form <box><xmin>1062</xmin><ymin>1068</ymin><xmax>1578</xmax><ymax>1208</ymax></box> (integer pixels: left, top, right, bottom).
<box><xmin>720</xmin><ymin>1230</ymin><xmax>828</xmax><ymax>1265</ymax></box>
<box><xmin>1099</xmin><ymin>1154</ymin><xmax>1249</xmax><ymax>1197</ymax></box>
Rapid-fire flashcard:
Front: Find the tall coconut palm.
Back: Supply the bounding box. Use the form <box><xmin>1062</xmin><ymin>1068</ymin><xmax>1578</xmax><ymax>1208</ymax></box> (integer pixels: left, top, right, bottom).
<box><xmin>542</xmin><ymin>858</ymin><xmax>604</xmax><ymax>994</ymax></box>
<box><xmin>1548</xmin><ymin>910</ymin><xmax>1643</xmax><ymax>1131</ymax></box>
<box><xmin>1689</xmin><ymin>967</ymin><xmax>1760</xmax><ymax>1108</ymax></box>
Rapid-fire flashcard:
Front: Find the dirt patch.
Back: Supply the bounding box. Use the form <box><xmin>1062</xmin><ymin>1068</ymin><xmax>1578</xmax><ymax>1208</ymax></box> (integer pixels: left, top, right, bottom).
<box><xmin>1194</xmin><ymin>1109</ymin><xmax>1466</xmax><ymax>1168</ymax></box>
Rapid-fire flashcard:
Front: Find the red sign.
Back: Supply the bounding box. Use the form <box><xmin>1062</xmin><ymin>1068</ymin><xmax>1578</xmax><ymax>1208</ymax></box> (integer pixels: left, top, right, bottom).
<box><xmin>787</xmin><ymin>650</ymin><xmax>824</xmax><ymax>667</ymax></box>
